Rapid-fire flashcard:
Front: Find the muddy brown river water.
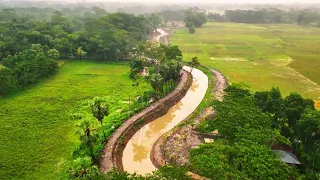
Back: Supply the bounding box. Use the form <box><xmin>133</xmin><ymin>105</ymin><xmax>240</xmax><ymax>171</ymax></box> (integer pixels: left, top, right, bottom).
<box><xmin>122</xmin><ymin>66</ymin><xmax>208</xmax><ymax>175</ymax></box>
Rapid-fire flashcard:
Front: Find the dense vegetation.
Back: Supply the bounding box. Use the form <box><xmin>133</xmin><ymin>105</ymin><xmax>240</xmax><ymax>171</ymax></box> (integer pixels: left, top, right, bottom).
<box><xmin>130</xmin><ymin>42</ymin><xmax>183</xmax><ymax>96</ymax></box>
<box><xmin>0</xmin><ymin>44</ymin><xmax>58</xmax><ymax>94</ymax></box>
<box><xmin>154</xmin><ymin>7</ymin><xmax>320</xmax><ymax>28</ymax></box>
<box><xmin>208</xmin><ymin>9</ymin><xmax>320</xmax><ymax>26</ymax></box>
<box><xmin>0</xmin><ymin>9</ymin><xmax>155</xmax><ymax>61</ymax></box>
<box><xmin>254</xmin><ymin>88</ymin><xmax>320</xmax><ymax>177</ymax></box>
<box><xmin>196</xmin><ymin>86</ymin><xmax>319</xmax><ymax>179</ymax></box>
<box><xmin>0</xmin><ymin>7</ymin><xmax>161</xmax><ymax>94</ymax></box>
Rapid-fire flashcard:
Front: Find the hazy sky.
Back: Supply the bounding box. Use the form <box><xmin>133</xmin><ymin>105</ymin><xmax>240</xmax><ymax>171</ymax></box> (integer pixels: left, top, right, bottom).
<box><xmin>100</xmin><ymin>0</ymin><xmax>320</xmax><ymax>3</ymax></box>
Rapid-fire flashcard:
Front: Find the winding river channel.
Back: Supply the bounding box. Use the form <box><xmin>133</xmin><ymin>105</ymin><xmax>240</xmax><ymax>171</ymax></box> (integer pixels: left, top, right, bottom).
<box><xmin>122</xmin><ymin>66</ymin><xmax>208</xmax><ymax>175</ymax></box>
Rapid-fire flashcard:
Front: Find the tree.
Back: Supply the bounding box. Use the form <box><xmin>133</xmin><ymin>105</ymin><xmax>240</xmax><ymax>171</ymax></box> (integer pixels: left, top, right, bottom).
<box><xmin>0</xmin><ymin>68</ymin><xmax>17</xmax><ymax>94</ymax></box>
<box><xmin>76</xmin><ymin>47</ymin><xmax>86</xmax><ymax>58</ymax></box>
<box><xmin>148</xmin><ymin>165</ymin><xmax>191</xmax><ymax>180</ymax></box>
<box><xmin>186</xmin><ymin>22</ymin><xmax>196</xmax><ymax>34</ymax></box>
<box><xmin>130</xmin><ymin>42</ymin><xmax>183</xmax><ymax>97</ymax></box>
<box><xmin>189</xmin><ymin>57</ymin><xmax>200</xmax><ymax>73</ymax></box>
<box><xmin>130</xmin><ymin>57</ymin><xmax>145</xmax><ymax>78</ymax></box>
<box><xmin>162</xmin><ymin>44</ymin><xmax>182</xmax><ymax>60</ymax></box>
<box><xmin>146</xmin><ymin>72</ymin><xmax>164</xmax><ymax>95</ymax></box>
<box><xmin>47</xmin><ymin>49</ymin><xmax>60</xmax><ymax>60</ymax></box>
<box><xmin>190</xmin><ymin>140</ymin><xmax>236</xmax><ymax>179</ymax></box>
<box><xmin>184</xmin><ymin>8</ymin><xmax>207</xmax><ymax>28</ymax></box>
<box><xmin>68</xmin><ymin>156</ymin><xmax>100</xmax><ymax>179</ymax></box>
<box><xmin>296</xmin><ymin>110</ymin><xmax>320</xmax><ymax>173</ymax></box>
<box><xmin>297</xmin><ymin>13</ymin><xmax>306</xmax><ymax>25</ymax></box>
<box><xmin>76</xmin><ymin>117</ymin><xmax>100</xmax><ymax>159</ymax></box>
<box><xmin>1</xmin><ymin>47</ymin><xmax>57</xmax><ymax>89</ymax></box>
<box><xmin>89</xmin><ymin>97</ymin><xmax>109</xmax><ymax>138</ymax></box>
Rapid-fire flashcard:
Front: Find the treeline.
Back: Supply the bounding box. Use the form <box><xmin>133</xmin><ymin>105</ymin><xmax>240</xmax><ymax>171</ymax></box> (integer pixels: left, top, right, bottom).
<box><xmin>0</xmin><ymin>45</ymin><xmax>58</xmax><ymax>94</ymax></box>
<box><xmin>0</xmin><ymin>8</ymin><xmax>157</xmax><ymax>61</ymax></box>
<box><xmin>208</xmin><ymin>8</ymin><xmax>320</xmax><ymax>26</ymax></box>
<box><xmin>197</xmin><ymin>86</ymin><xmax>319</xmax><ymax>179</ymax></box>
<box><xmin>158</xmin><ymin>7</ymin><xmax>320</xmax><ymax>27</ymax></box>
<box><xmin>0</xmin><ymin>7</ymin><xmax>161</xmax><ymax>94</ymax></box>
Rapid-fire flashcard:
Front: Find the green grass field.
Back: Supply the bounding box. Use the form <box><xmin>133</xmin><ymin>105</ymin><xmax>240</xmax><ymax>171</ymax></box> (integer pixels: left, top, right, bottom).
<box><xmin>171</xmin><ymin>22</ymin><xmax>320</xmax><ymax>101</ymax></box>
<box><xmin>0</xmin><ymin>60</ymin><xmax>150</xmax><ymax>179</ymax></box>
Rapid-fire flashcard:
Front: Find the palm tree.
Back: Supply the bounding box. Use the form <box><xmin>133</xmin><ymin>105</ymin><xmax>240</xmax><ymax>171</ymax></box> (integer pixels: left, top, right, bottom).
<box><xmin>90</xmin><ymin>97</ymin><xmax>109</xmax><ymax>138</ymax></box>
<box><xmin>76</xmin><ymin>117</ymin><xmax>100</xmax><ymax>158</ymax></box>
<box><xmin>189</xmin><ymin>56</ymin><xmax>200</xmax><ymax>73</ymax></box>
<box><xmin>68</xmin><ymin>156</ymin><xmax>100</xmax><ymax>179</ymax></box>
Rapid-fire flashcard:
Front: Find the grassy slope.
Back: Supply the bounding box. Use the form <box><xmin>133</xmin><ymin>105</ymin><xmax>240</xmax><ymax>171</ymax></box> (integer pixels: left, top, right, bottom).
<box><xmin>171</xmin><ymin>22</ymin><xmax>320</xmax><ymax>100</ymax></box>
<box><xmin>0</xmin><ymin>60</ymin><xmax>150</xmax><ymax>179</ymax></box>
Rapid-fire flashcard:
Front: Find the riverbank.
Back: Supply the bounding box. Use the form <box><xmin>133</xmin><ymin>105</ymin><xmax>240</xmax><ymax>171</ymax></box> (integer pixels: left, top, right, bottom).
<box><xmin>100</xmin><ymin>70</ymin><xmax>192</xmax><ymax>173</ymax></box>
<box><xmin>151</xmin><ymin>67</ymin><xmax>228</xmax><ymax>178</ymax></box>
<box><xmin>122</xmin><ymin>67</ymin><xmax>208</xmax><ymax>175</ymax></box>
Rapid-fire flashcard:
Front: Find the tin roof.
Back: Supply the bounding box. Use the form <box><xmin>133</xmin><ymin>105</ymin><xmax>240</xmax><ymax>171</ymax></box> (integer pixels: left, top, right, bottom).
<box><xmin>272</xmin><ymin>150</ymin><xmax>301</xmax><ymax>165</ymax></box>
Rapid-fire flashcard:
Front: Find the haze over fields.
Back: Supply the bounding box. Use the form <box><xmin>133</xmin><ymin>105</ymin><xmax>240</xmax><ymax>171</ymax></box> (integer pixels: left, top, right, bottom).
<box><xmin>3</xmin><ymin>0</ymin><xmax>320</xmax><ymax>3</ymax></box>
<box><xmin>1</xmin><ymin>0</ymin><xmax>320</xmax><ymax>179</ymax></box>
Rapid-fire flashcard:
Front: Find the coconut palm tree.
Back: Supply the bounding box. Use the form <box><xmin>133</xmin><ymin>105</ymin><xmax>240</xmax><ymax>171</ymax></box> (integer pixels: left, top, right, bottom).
<box><xmin>189</xmin><ymin>56</ymin><xmax>200</xmax><ymax>73</ymax></box>
<box><xmin>76</xmin><ymin>117</ymin><xmax>100</xmax><ymax>158</ymax></box>
<box><xmin>90</xmin><ymin>97</ymin><xmax>109</xmax><ymax>138</ymax></box>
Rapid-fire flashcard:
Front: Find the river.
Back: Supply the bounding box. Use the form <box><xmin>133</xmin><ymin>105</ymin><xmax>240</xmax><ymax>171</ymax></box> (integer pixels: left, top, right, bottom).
<box><xmin>122</xmin><ymin>66</ymin><xmax>208</xmax><ymax>175</ymax></box>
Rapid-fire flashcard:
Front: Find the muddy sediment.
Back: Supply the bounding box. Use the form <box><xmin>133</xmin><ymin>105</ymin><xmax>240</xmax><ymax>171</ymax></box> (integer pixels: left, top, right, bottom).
<box><xmin>100</xmin><ymin>70</ymin><xmax>192</xmax><ymax>173</ymax></box>
<box><xmin>122</xmin><ymin>67</ymin><xmax>208</xmax><ymax>175</ymax></box>
<box><xmin>150</xmin><ymin>67</ymin><xmax>228</xmax><ymax>173</ymax></box>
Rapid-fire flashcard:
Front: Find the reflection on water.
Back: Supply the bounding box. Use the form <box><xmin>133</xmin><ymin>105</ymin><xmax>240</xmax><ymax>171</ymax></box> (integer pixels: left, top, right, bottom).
<box><xmin>122</xmin><ymin>67</ymin><xmax>208</xmax><ymax>175</ymax></box>
<box><xmin>132</xmin><ymin>143</ymin><xmax>148</xmax><ymax>162</ymax></box>
<box><xmin>190</xmin><ymin>79</ymin><xmax>199</xmax><ymax>92</ymax></box>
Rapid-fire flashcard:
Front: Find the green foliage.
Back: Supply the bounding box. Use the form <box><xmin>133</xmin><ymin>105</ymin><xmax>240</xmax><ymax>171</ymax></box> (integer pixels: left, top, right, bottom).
<box><xmin>219</xmin><ymin>9</ymin><xmax>320</xmax><ymax>26</ymax></box>
<box><xmin>162</xmin><ymin>44</ymin><xmax>182</xmax><ymax>60</ymax></box>
<box><xmin>190</xmin><ymin>140</ymin><xmax>236</xmax><ymax>179</ymax></box>
<box><xmin>194</xmin><ymin>86</ymin><xmax>296</xmax><ymax>179</ymax></box>
<box><xmin>184</xmin><ymin>8</ymin><xmax>207</xmax><ymax>28</ymax></box>
<box><xmin>130</xmin><ymin>42</ymin><xmax>183</xmax><ymax>96</ymax></box>
<box><xmin>150</xmin><ymin>165</ymin><xmax>191</xmax><ymax>180</ymax></box>
<box><xmin>0</xmin><ymin>9</ymin><xmax>154</xmax><ymax>61</ymax></box>
<box><xmin>105</xmin><ymin>169</ymin><xmax>145</xmax><ymax>179</ymax></box>
<box><xmin>189</xmin><ymin>57</ymin><xmax>200</xmax><ymax>72</ymax></box>
<box><xmin>47</xmin><ymin>49</ymin><xmax>60</xmax><ymax>60</ymax></box>
<box><xmin>68</xmin><ymin>157</ymin><xmax>101</xmax><ymax>179</ymax></box>
<box><xmin>200</xmin><ymin>87</ymin><xmax>271</xmax><ymax>139</ymax></box>
<box><xmin>74</xmin><ymin>116</ymin><xmax>101</xmax><ymax>160</ymax></box>
<box><xmin>105</xmin><ymin>166</ymin><xmax>191</xmax><ymax>180</ymax></box>
<box><xmin>253</xmin><ymin>88</ymin><xmax>319</xmax><ymax>176</ymax></box>
<box><xmin>186</xmin><ymin>22</ymin><xmax>196</xmax><ymax>34</ymax></box>
<box><xmin>295</xmin><ymin>110</ymin><xmax>320</xmax><ymax>174</ymax></box>
<box><xmin>0</xmin><ymin>68</ymin><xmax>17</xmax><ymax>94</ymax></box>
<box><xmin>0</xmin><ymin>46</ymin><xmax>57</xmax><ymax>93</ymax></box>
<box><xmin>89</xmin><ymin>97</ymin><xmax>109</xmax><ymax>122</ymax></box>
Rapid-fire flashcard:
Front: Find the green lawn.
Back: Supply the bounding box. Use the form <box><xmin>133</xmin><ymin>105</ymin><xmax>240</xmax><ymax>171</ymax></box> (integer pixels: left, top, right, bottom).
<box><xmin>171</xmin><ymin>22</ymin><xmax>320</xmax><ymax>100</ymax></box>
<box><xmin>0</xmin><ymin>60</ymin><xmax>150</xmax><ymax>179</ymax></box>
